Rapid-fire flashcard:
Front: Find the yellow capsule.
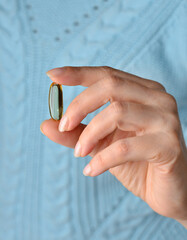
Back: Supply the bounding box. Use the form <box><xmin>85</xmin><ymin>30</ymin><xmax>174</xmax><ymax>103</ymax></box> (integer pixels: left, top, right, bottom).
<box><xmin>48</xmin><ymin>82</ymin><xmax>63</xmax><ymax>120</ymax></box>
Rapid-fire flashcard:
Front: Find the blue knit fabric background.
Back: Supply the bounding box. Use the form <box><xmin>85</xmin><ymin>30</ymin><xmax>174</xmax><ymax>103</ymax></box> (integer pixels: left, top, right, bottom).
<box><xmin>0</xmin><ymin>0</ymin><xmax>187</xmax><ymax>239</ymax></box>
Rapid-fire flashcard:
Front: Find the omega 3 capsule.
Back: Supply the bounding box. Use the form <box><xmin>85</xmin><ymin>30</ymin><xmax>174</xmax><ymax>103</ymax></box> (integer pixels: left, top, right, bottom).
<box><xmin>48</xmin><ymin>82</ymin><xmax>63</xmax><ymax>120</ymax></box>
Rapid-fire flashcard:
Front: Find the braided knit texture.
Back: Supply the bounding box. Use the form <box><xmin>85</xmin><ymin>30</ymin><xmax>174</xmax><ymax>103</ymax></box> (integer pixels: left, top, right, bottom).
<box><xmin>0</xmin><ymin>0</ymin><xmax>187</xmax><ymax>239</ymax></box>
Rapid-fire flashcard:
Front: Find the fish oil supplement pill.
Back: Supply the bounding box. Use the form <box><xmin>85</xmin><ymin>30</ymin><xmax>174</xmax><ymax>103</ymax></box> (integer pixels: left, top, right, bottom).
<box><xmin>48</xmin><ymin>82</ymin><xmax>63</xmax><ymax>120</ymax></box>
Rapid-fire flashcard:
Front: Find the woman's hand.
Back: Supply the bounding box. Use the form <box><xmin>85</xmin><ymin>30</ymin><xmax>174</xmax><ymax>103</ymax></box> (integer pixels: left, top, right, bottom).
<box><xmin>40</xmin><ymin>66</ymin><xmax>187</xmax><ymax>228</ymax></box>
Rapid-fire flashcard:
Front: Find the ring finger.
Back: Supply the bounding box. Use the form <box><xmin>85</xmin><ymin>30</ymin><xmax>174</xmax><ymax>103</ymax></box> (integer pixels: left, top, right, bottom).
<box><xmin>75</xmin><ymin>101</ymin><xmax>165</xmax><ymax>157</ymax></box>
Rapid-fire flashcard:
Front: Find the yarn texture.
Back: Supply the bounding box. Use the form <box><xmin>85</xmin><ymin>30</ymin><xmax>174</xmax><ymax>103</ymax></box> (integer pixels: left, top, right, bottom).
<box><xmin>0</xmin><ymin>0</ymin><xmax>187</xmax><ymax>239</ymax></box>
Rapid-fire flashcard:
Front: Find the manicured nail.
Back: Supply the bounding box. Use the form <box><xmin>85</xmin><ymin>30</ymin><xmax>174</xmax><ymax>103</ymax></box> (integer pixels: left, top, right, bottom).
<box><xmin>46</xmin><ymin>67</ymin><xmax>67</xmax><ymax>78</ymax></box>
<box><xmin>74</xmin><ymin>141</ymin><xmax>81</xmax><ymax>157</ymax></box>
<box><xmin>83</xmin><ymin>164</ymin><xmax>91</xmax><ymax>176</ymax></box>
<box><xmin>59</xmin><ymin>115</ymin><xmax>68</xmax><ymax>132</ymax></box>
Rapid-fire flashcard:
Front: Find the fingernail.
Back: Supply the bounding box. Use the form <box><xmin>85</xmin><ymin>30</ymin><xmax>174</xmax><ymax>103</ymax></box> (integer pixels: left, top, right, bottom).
<box><xmin>74</xmin><ymin>141</ymin><xmax>81</xmax><ymax>157</ymax></box>
<box><xmin>83</xmin><ymin>164</ymin><xmax>91</xmax><ymax>176</ymax></box>
<box><xmin>40</xmin><ymin>122</ymin><xmax>44</xmax><ymax>135</ymax></box>
<box><xmin>59</xmin><ymin>115</ymin><xmax>68</xmax><ymax>132</ymax></box>
<box><xmin>46</xmin><ymin>67</ymin><xmax>67</xmax><ymax>78</ymax></box>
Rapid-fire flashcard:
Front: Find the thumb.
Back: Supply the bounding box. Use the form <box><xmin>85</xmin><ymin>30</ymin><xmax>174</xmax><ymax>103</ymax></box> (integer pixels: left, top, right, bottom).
<box><xmin>40</xmin><ymin>119</ymin><xmax>86</xmax><ymax>149</ymax></box>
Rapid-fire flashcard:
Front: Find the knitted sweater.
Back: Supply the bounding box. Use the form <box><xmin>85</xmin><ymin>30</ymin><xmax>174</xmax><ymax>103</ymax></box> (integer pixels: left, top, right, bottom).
<box><xmin>0</xmin><ymin>0</ymin><xmax>187</xmax><ymax>239</ymax></box>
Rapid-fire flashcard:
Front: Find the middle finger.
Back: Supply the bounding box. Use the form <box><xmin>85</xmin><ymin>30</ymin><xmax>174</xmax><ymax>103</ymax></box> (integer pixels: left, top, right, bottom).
<box><xmin>59</xmin><ymin>76</ymin><xmax>158</xmax><ymax>132</ymax></box>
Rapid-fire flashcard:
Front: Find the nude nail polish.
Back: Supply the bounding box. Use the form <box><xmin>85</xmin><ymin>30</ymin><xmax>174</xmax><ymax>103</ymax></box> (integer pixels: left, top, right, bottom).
<box><xmin>83</xmin><ymin>164</ymin><xmax>91</xmax><ymax>176</ymax></box>
<box><xmin>74</xmin><ymin>141</ymin><xmax>81</xmax><ymax>157</ymax></box>
<box><xmin>59</xmin><ymin>115</ymin><xmax>68</xmax><ymax>132</ymax></box>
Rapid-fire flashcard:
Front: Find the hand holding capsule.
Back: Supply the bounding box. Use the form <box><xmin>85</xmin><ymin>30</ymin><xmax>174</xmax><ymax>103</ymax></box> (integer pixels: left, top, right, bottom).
<box><xmin>40</xmin><ymin>66</ymin><xmax>187</xmax><ymax>228</ymax></box>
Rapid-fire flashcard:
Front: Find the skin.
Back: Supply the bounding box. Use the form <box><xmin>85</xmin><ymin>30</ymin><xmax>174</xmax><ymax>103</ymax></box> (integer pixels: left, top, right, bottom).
<box><xmin>40</xmin><ymin>66</ymin><xmax>187</xmax><ymax>229</ymax></box>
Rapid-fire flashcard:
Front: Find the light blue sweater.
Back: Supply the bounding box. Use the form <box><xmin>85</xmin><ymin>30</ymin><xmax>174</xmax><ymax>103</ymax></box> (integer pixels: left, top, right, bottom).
<box><xmin>0</xmin><ymin>0</ymin><xmax>187</xmax><ymax>239</ymax></box>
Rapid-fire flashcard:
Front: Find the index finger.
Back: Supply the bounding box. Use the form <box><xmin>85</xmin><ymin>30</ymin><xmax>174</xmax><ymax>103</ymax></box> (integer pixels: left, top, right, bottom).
<box><xmin>46</xmin><ymin>66</ymin><xmax>166</xmax><ymax>91</ymax></box>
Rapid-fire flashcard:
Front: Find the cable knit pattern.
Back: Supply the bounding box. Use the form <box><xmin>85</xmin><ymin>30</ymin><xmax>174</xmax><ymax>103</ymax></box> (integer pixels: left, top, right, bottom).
<box><xmin>0</xmin><ymin>1</ymin><xmax>26</xmax><ymax>239</ymax></box>
<box><xmin>0</xmin><ymin>0</ymin><xmax>187</xmax><ymax>240</ymax></box>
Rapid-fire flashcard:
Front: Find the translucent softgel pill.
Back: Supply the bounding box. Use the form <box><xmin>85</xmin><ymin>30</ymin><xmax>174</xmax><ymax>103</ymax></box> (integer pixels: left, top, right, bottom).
<box><xmin>48</xmin><ymin>82</ymin><xmax>63</xmax><ymax>120</ymax></box>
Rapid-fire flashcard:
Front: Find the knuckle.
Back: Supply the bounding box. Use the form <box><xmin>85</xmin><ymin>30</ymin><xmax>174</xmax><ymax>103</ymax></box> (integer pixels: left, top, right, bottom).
<box><xmin>96</xmin><ymin>154</ymin><xmax>105</xmax><ymax>168</ymax></box>
<box><xmin>164</xmin><ymin>93</ymin><xmax>178</xmax><ymax>110</ymax></box>
<box><xmin>142</xmin><ymin>78</ymin><xmax>166</xmax><ymax>92</ymax></box>
<box><xmin>151</xmin><ymin>132</ymin><xmax>181</xmax><ymax>168</ymax></box>
<box><xmin>159</xmin><ymin>84</ymin><xmax>166</xmax><ymax>92</ymax></box>
<box><xmin>108</xmin><ymin>74</ymin><xmax>119</xmax><ymax>88</ymax></box>
<box><xmin>99</xmin><ymin>66</ymin><xmax>113</xmax><ymax>80</ymax></box>
<box><xmin>168</xmin><ymin>131</ymin><xmax>181</xmax><ymax>155</ymax></box>
<box><xmin>117</xmin><ymin>140</ymin><xmax>128</xmax><ymax>155</ymax></box>
<box><xmin>148</xmin><ymin>88</ymin><xmax>164</xmax><ymax>104</ymax></box>
<box><xmin>159</xmin><ymin>110</ymin><xmax>168</xmax><ymax>126</ymax></box>
<box><xmin>100</xmin><ymin>76</ymin><xmax>109</xmax><ymax>87</ymax></box>
<box><xmin>150</xmin><ymin>150</ymin><xmax>162</xmax><ymax>162</ymax></box>
<box><xmin>100</xmin><ymin>66</ymin><xmax>112</xmax><ymax>74</ymax></box>
<box><xmin>163</xmin><ymin>133</ymin><xmax>182</xmax><ymax>173</ymax></box>
<box><xmin>136</xmin><ymin>127</ymin><xmax>146</xmax><ymax>136</ymax></box>
<box><xmin>101</xmin><ymin>73</ymin><xmax>120</xmax><ymax>91</ymax></box>
<box><xmin>111</xmin><ymin>101</ymin><xmax>124</xmax><ymax>115</ymax></box>
<box><xmin>154</xmin><ymin>82</ymin><xmax>166</xmax><ymax>91</ymax></box>
<box><xmin>99</xmin><ymin>72</ymin><xmax>122</xmax><ymax>103</ymax></box>
<box><xmin>166</xmin><ymin>112</ymin><xmax>180</xmax><ymax>131</ymax></box>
